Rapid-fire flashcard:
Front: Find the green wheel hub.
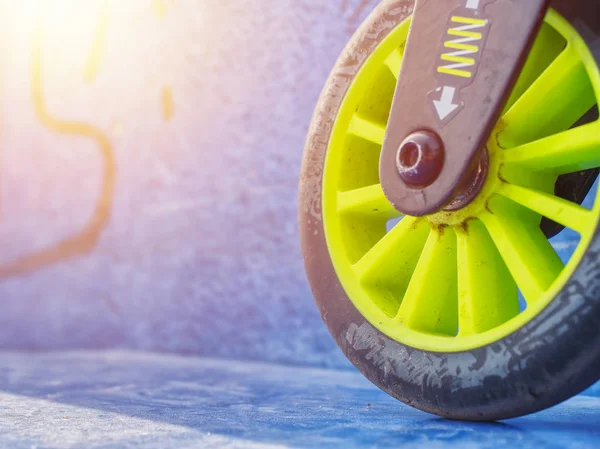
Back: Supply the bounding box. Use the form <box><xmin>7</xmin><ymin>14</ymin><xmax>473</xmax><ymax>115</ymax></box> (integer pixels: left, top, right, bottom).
<box><xmin>322</xmin><ymin>10</ymin><xmax>600</xmax><ymax>353</ymax></box>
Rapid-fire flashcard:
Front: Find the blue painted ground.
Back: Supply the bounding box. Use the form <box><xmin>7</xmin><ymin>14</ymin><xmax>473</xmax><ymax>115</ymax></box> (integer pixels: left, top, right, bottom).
<box><xmin>1</xmin><ymin>351</ymin><xmax>600</xmax><ymax>449</ymax></box>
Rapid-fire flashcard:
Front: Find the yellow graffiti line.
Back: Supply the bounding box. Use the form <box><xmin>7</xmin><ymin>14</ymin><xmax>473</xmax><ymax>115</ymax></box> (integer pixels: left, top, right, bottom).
<box><xmin>84</xmin><ymin>0</ymin><xmax>110</xmax><ymax>83</ymax></box>
<box><xmin>0</xmin><ymin>12</ymin><xmax>117</xmax><ymax>278</ymax></box>
<box><xmin>152</xmin><ymin>0</ymin><xmax>168</xmax><ymax>19</ymax></box>
<box><xmin>161</xmin><ymin>86</ymin><xmax>175</xmax><ymax>121</ymax></box>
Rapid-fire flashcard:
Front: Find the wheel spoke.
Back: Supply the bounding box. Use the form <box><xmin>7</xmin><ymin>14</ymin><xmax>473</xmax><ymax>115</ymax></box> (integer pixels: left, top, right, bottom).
<box><xmin>385</xmin><ymin>47</ymin><xmax>403</xmax><ymax>80</ymax></box>
<box><xmin>481</xmin><ymin>196</ymin><xmax>564</xmax><ymax>304</ymax></box>
<box><xmin>353</xmin><ymin>217</ymin><xmax>429</xmax><ymax>284</ymax></box>
<box><xmin>504</xmin><ymin>23</ymin><xmax>567</xmax><ymax>113</ymax></box>
<box><xmin>347</xmin><ymin>114</ymin><xmax>386</xmax><ymax>146</ymax></box>
<box><xmin>500</xmin><ymin>45</ymin><xmax>595</xmax><ymax>148</ymax></box>
<box><xmin>338</xmin><ymin>184</ymin><xmax>401</xmax><ymax>220</ymax></box>
<box><xmin>395</xmin><ymin>227</ymin><xmax>458</xmax><ymax>336</ymax></box>
<box><xmin>457</xmin><ymin>220</ymin><xmax>519</xmax><ymax>336</ymax></box>
<box><xmin>502</xmin><ymin>123</ymin><xmax>600</xmax><ymax>175</ymax></box>
<box><xmin>498</xmin><ymin>183</ymin><xmax>594</xmax><ymax>235</ymax></box>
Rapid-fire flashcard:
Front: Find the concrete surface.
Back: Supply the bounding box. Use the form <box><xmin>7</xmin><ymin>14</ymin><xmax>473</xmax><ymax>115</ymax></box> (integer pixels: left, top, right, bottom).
<box><xmin>0</xmin><ymin>0</ymin><xmax>386</xmax><ymax>369</ymax></box>
<box><xmin>2</xmin><ymin>351</ymin><xmax>600</xmax><ymax>449</ymax></box>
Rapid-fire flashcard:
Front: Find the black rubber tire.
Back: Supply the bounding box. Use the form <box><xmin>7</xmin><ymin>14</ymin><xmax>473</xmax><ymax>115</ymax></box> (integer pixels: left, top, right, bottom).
<box><xmin>299</xmin><ymin>0</ymin><xmax>600</xmax><ymax>421</ymax></box>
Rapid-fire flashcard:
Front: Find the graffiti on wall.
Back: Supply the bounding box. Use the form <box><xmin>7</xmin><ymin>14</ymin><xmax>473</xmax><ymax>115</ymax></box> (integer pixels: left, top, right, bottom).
<box><xmin>0</xmin><ymin>0</ymin><xmax>370</xmax><ymax>279</ymax></box>
<box><xmin>0</xmin><ymin>0</ymin><xmax>175</xmax><ymax>278</ymax></box>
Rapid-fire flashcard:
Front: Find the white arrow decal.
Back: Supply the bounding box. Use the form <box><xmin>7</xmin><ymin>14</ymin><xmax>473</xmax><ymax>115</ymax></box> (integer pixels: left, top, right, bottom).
<box><xmin>433</xmin><ymin>86</ymin><xmax>459</xmax><ymax>121</ymax></box>
<box><xmin>466</xmin><ymin>0</ymin><xmax>480</xmax><ymax>9</ymax></box>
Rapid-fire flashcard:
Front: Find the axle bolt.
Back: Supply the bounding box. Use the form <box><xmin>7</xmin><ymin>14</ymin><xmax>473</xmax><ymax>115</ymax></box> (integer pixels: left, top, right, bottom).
<box><xmin>396</xmin><ymin>130</ymin><xmax>444</xmax><ymax>188</ymax></box>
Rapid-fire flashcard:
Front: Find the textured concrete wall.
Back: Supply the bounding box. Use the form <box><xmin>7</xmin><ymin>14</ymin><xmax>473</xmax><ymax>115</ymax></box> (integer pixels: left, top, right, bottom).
<box><xmin>0</xmin><ymin>0</ymin><xmax>380</xmax><ymax>368</ymax></box>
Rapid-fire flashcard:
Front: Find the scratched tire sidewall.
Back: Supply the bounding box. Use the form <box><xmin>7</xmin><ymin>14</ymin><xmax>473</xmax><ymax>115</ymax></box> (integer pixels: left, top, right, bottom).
<box><xmin>299</xmin><ymin>0</ymin><xmax>600</xmax><ymax>421</ymax></box>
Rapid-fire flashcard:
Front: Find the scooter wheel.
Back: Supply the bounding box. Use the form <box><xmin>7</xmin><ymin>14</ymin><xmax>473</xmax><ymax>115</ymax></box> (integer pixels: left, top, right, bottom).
<box><xmin>299</xmin><ymin>0</ymin><xmax>600</xmax><ymax>421</ymax></box>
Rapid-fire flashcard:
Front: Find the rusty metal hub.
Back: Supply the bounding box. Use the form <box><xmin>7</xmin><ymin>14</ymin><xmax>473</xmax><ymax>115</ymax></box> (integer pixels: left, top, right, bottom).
<box><xmin>445</xmin><ymin>149</ymin><xmax>489</xmax><ymax>212</ymax></box>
